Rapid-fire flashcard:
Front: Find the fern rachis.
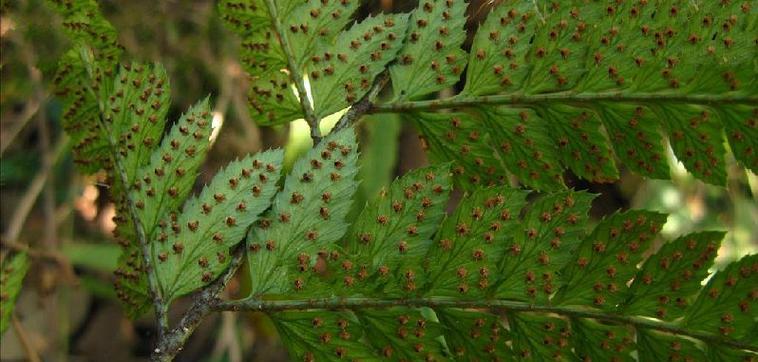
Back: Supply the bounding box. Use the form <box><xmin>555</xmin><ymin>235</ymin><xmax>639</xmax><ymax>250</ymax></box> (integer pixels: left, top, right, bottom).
<box><xmin>1</xmin><ymin>0</ymin><xmax>752</xmax><ymax>361</ymax></box>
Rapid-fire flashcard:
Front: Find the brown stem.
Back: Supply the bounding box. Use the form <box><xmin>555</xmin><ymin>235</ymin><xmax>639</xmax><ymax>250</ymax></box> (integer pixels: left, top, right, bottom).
<box><xmin>334</xmin><ymin>70</ymin><xmax>390</xmax><ymax>132</ymax></box>
<box><xmin>1</xmin><ymin>137</ymin><xmax>68</xmax><ymax>244</ymax></box>
<box><xmin>151</xmin><ymin>245</ymin><xmax>246</xmax><ymax>362</ymax></box>
<box><xmin>12</xmin><ymin>315</ymin><xmax>41</xmax><ymax>362</ymax></box>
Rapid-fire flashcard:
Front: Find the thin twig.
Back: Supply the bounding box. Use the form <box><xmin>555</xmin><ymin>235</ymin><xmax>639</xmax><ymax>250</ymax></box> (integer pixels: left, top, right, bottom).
<box><xmin>263</xmin><ymin>0</ymin><xmax>322</xmax><ymax>144</ymax></box>
<box><xmin>12</xmin><ymin>315</ymin><xmax>41</xmax><ymax>362</ymax></box>
<box><xmin>0</xmin><ymin>28</ymin><xmax>47</xmax><ymax>157</ymax></box>
<box><xmin>369</xmin><ymin>92</ymin><xmax>758</xmax><ymax>113</ymax></box>
<box><xmin>2</xmin><ymin>137</ymin><xmax>69</xmax><ymax>243</ymax></box>
<box><xmin>151</xmin><ymin>245</ymin><xmax>246</xmax><ymax>362</ymax></box>
<box><xmin>210</xmin><ymin>312</ymin><xmax>242</xmax><ymax>362</ymax></box>
<box><xmin>0</xmin><ymin>98</ymin><xmax>44</xmax><ymax>157</ymax></box>
<box><xmin>0</xmin><ymin>239</ymin><xmax>78</xmax><ymax>284</ymax></box>
<box><xmin>215</xmin><ymin>296</ymin><xmax>758</xmax><ymax>353</ymax></box>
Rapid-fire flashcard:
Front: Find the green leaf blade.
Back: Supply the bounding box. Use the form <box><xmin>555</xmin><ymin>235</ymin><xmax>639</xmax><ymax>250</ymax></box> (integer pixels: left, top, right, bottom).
<box><xmin>107</xmin><ymin>62</ymin><xmax>171</xmax><ymax>182</ymax></box>
<box><xmin>539</xmin><ymin>105</ymin><xmax>619</xmax><ymax>183</ymax></box>
<box><xmin>247</xmin><ymin>128</ymin><xmax>359</xmax><ymax>296</ymax></box>
<box><xmin>495</xmin><ymin>190</ymin><xmax>594</xmax><ymax>303</ymax></box>
<box><xmin>0</xmin><ymin>253</ymin><xmax>30</xmax><ymax>335</ymax></box>
<box><xmin>508</xmin><ymin>312</ymin><xmax>573</xmax><ymax>361</ymax></box>
<box><xmin>571</xmin><ymin>318</ymin><xmax>635</xmax><ymax>362</ymax></box>
<box><xmin>622</xmin><ymin>231</ymin><xmax>724</xmax><ymax>321</ymax></box>
<box><xmin>414</xmin><ymin>112</ymin><xmax>504</xmax><ymax>190</ymax></box>
<box><xmin>340</xmin><ymin>165</ymin><xmax>451</xmax><ymax>297</ymax></box>
<box><xmin>424</xmin><ymin>187</ymin><xmax>528</xmax><ymax>298</ymax></box>
<box><xmin>358</xmin><ymin>308</ymin><xmax>446</xmax><ymax>360</ymax></box>
<box><xmin>310</xmin><ymin>13</ymin><xmax>409</xmax><ymax>118</ymax></box>
<box><xmin>155</xmin><ymin>150</ymin><xmax>284</xmax><ymax>302</ymax></box>
<box><xmin>556</xmin><ymin>210</ymin><xmax>668</xmax><ymax>309</ymax></box>
<box><xmin>285</xmin><ymin>0</ymin><xmax>361</xmax><ymax>68</ymax></box>
<box><xmin>271</xmin><ymin>310</ymin><xmax>376</xmax><ymax>361</ymax></box>
<box><xmin>389</xmin><ymin>0</ymin><xmax>468</xmax><ymax>101</ymax></box>
<box><xmin>437</xmin><ymin>308</ymin><xmax>509</xmax><ymax>359</ymax></box>
<box><xmin>131</xmin><ymin>98</ymin><xmax>215</xmax><ymax>240</ymax></box>
<box><xmin>482</xmin><ymin>107</ymin><xmax>565</xmax><ymax>190</ymax></box>
<box><xmin>637</xmin><ymin>329</ymin><xmax>706</xmax><ymax>362</ymax></box>
<box><xmin>113</xmin><ymin>98</ymin><xmax>214</xmax><ymax>315</ymax></box>
<box><xmin>720</xmin><ymin>105</ymin><xmax>758</xmax><ymax>174</ymax></box>
<box><xmin>218</xmin><ymin>0</ymin><xmax>303</xmax><ymax>126</ymax></box>
<box><xmin>461</xmin><ymin>1</ymin><xmax>537</xmax><ymax>97</ymax></box>
<box><xmin>684</xmin><ymin>253</ymin><xmax>758</xmax><ymax>341</ymax></box>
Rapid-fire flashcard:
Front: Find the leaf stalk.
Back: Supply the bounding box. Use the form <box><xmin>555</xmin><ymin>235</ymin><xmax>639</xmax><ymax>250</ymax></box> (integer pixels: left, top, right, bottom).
<box><xmin>263</xmin><ymin>0</ymin><xmax>322</xmax><ymax>144</ymax></box>
<box><xmin>216</xmin><ymin>296</ymin><xmax>758</xmax><ymax>353</ymax></box>
<box><xmin>370</xmin><ymin>93</ymin><xmax>758</xmax><ymax>113</ymax></box>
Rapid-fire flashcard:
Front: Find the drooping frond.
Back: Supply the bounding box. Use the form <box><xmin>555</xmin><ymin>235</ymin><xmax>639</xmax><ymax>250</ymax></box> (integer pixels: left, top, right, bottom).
<box><xmin>227</xmin><ymin>0</ymin><xmax>757</xmax><ymax>189</ymax></box>
<box><xmin>234</xmin><ymin>141</ymin><xmax>757</xmax><ymax>360</ymax></box>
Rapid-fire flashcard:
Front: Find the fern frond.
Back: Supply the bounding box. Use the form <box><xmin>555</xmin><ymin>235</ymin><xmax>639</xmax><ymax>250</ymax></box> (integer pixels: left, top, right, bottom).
<box><xmin>340</xmin><ymin>165</ymin><xmax>451</xmax><ymax>297</ymax></box>
<box><xmin>218</xmin><ymin>0</ymin><xmax>302</xmax><ymax>125</ymax></box>
<box><xmin>106</xmin><ymin>63</ymin><xmax>171</xmax><ymax>180</ymax></box>
<box><xmin>309</xmin><ymin>13</ymin><xmax>409</xmax><ymax>118</ymax></box>
<box><xmin>113</xmin><ymin>98</ymin><xmax>215</xmax><ymax>315</ymax></box>
<box><xmin>0</xmin><ymin>252</ymin><xmax>29</xmax><ymax>335</ymax></box>
<box><xmin>637</xmin><ymin>328</ymin><xmax>705</xmax><ymax>361</ymax></box>
<box><xmin>413</xmin><ymin>112</ymin><xmax>504</xmax><ymax>190</ymax></box>
<box><xmin>217</xmin><ymin>147</ymin><xmax>757</xmax><ymax>360</ymax></box>
<box><xmin>555</xmin><ymin>209</ymin><xmax>669</xmax><ymax>308</ymax></box>
<box><xmin>247</xmin><ymin>128</ymin><xmax>359</xmax><ymax>296</ymax></box>
<box><xmin>621</xmin><ymin>231</ymin><xmax>724</xmax><ymax>320</ymax></box>
<box><xmin>219</xmin><ymin>0</ymin><xmax>364</xmax><ymax>125</ymax></box>
<box><xmin>46</xmin><ymin>0</ymin><xmax>122</xmax><ymax>173</ymax></box>
<box><xmin>384</xmin><ymin>0</ymin><xmax>757</xmax><ymax>188</ymax></box>
<box><xmin>234</xmin><ymin>0</ymin><xmax>756</xmax><ymax>189</ymax></box>
<box><xmin>52</xmin><ymin>47</ymin><xmax>113</xmax><ymax>173</ymax></box>
<box><xmin>685</xmin><ymin>253</ymin><xmax>757</xmax><ymax>340</ymax></box>
<box><xmin>154</xmin><ymin>150</ymin><xmax>283</xmax><ymax>302</ymax></box>
<box><xmin>388</xmin><ymin>0</ymin><xmax>468</xmax><ymax>101</ymax></box>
